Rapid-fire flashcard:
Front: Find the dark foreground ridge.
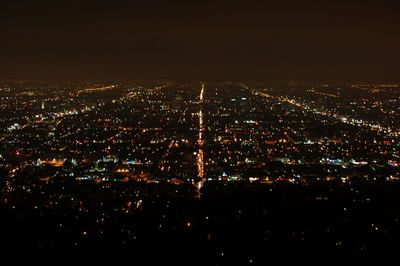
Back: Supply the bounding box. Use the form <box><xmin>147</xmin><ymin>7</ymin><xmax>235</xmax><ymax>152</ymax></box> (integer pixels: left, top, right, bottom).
<box><xmin>1</xmin><ymin>179</ymin><xmax>400</xmax><ymax>264</ymax></box>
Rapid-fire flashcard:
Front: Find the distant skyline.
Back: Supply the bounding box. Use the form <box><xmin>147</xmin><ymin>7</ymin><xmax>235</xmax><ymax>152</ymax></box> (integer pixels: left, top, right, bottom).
<box><xmin>1</xmin><ymin>0</ymin><xmax>399</xmax><ymax>82</ymax></box>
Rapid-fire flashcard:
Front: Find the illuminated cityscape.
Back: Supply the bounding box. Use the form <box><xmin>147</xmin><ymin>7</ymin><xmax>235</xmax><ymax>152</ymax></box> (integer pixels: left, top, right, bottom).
<box><xmin>1</xmin><ymin>0</ymin><xmax>400</xmax><ymax>264</ymax></box>
<box><xmin>1</xmin><ymin>80</ymin><xmax>400</xmax><ymax>264</ymax></box>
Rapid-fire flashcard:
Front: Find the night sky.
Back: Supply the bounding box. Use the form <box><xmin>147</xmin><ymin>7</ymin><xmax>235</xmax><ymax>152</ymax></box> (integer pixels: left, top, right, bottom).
<box><xmin>1</xmin><ymin>0</ymin><xmax>399</xmax><ymax>81</ymax></box>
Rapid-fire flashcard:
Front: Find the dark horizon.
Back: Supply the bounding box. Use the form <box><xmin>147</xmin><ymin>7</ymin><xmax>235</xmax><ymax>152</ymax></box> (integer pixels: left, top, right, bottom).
<box><xmin>1</xmin><ymin>0</ymin><xmax>399</xmax><ymax>82</ymax></box>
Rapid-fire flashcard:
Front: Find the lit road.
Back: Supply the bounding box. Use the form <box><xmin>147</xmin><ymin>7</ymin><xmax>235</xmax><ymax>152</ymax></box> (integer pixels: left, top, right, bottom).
<box><xmin>195</xmin><ymin>83</ymin><xmax>205</xmax><ymax>196</ymax></box>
